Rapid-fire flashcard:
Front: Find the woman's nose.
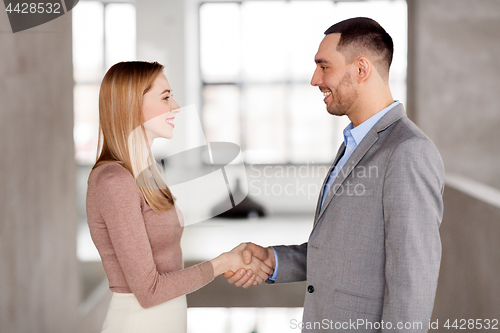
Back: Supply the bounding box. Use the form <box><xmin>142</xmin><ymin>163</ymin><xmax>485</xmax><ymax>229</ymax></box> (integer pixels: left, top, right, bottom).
<box><xmin>172</xmin><ymin>99</ymin><xmax>180</xmax><ymax>112</ymax></box>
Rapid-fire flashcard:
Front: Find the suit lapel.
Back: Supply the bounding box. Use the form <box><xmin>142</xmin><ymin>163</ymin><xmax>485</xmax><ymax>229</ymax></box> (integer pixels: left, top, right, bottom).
<box><xmin>313</xmin><ymin>143</ymin><xmax>346</xmax><ymax>220</ymax></box>
<box><xmin>315</xmin><ymin>131</ymin><xmax>379</xmax><ymax>223</ymax></box>
<box><xmin>313</xmin><ymin>104</ymin><xmax>407</xmax><ymax>226</ymax></box>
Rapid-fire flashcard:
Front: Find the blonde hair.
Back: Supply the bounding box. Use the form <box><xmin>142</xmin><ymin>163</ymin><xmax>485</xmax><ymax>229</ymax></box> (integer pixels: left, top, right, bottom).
<box><xmin>94</xmin><ymin>61</ymin><xmax>175</xmax><ymax>211</ymax></box>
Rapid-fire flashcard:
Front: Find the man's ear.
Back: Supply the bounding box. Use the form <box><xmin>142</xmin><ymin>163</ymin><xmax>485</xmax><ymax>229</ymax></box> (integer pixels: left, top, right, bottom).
<box><xmin>356</xmin><ymin>57</ymin><xmax>371</xmax><ymax>82</ymax></box>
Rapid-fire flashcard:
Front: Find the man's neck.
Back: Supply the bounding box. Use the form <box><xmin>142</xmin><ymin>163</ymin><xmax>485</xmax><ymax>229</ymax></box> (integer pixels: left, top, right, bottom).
<box><xmin>348</xmin><ymin>95</ymin><xmax>394</xmax><ymax>128</ymax></box>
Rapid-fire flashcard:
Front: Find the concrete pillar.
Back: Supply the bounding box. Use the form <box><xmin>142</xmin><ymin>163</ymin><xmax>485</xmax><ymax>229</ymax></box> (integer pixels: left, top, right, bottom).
<box><xmin>407</xmin><ymin>0</ymin><xmax>500</xmax><ymax>189</ymax></box>
<box><xmin>0</xmin><ymin>8</ymin><xmax>108</xmax><ymax>333</ymax></box>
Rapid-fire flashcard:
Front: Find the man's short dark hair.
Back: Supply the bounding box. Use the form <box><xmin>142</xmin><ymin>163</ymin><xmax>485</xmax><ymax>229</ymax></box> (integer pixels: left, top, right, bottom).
<box><xmin>324</xmin><ymin>17</ymin><xmax>394</xmax><ymax>77</ymax></box>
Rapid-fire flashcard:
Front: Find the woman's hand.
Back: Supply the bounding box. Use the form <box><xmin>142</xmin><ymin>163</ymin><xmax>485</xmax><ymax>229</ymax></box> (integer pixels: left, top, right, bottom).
<box><xmin>228</xmin><ymin>243</ymin><xmax>274</xmax><ymax>284</ymax></box>
<box><xmin>210</xmin><ymin>243</ymin><xmax>274</xmax><ymax>285</ymax></box>
<box><xmin>224</xmin><ymin>242</ymin><xmax>276</xmax><ymax>288</ymax></box>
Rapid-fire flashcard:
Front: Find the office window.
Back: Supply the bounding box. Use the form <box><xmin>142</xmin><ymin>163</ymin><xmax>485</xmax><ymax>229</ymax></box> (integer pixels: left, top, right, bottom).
<box><xmin>73</xmin><ymin>1</ymin><xmax>136</xmax><ymax>272</ymax></box>
<box><xmin>73</xmin><ymin>0</ymin><xmax>136</xmax><ymax>165</ymax></box>
<box><xmin>200</xmin><ymin>0</ymin><xmax>407</xmax><ymax>164</ymax></box>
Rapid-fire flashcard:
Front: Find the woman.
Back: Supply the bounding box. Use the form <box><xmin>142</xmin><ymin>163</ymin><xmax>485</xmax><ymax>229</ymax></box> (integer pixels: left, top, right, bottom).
<box><xmin>86</xmin><ymin>61</ymin><xmax>271</xmax><ymax>333</ymax></box>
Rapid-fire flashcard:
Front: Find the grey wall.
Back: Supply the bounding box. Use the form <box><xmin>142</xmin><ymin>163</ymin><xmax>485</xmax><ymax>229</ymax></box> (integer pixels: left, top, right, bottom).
<box><xmin>0</xmin><ymin>11</ymin><xmax>108</xmax><ymax>333</ymax></box>
<box><xmin>406</xmin><ymin>0</ymin><xmax>500</xmax><ymax>322</ymax></box>
<box><xmin>407</xmin><ymin>0</ymin><xmax>500</xmax><ymax>189</ymax></box>
<box><xmin>432</xmin><ymin>175</ymin><xmax>500</xmax><ymax>328</ymax></box>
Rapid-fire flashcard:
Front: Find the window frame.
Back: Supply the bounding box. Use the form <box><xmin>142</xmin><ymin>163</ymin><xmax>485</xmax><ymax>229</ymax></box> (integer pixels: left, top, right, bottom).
<box><xmin>197</xmin><ymin>0</ymin><xmax>408</xmax><ymax>166</ymax></box>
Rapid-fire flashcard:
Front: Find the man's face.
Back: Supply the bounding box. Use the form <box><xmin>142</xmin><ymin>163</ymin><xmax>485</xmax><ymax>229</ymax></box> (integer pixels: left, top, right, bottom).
<box><xmin>310</xmin><ymin>33</ymin><xmax>358</xmax><ymax>117</ymax></box>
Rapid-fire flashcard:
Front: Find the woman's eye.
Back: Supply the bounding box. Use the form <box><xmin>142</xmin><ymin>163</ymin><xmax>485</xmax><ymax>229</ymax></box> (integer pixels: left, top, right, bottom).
<box><xmin>163</xmin><ymin>96</ymin><xmax>170</xmax><ymax>100</ymax></box>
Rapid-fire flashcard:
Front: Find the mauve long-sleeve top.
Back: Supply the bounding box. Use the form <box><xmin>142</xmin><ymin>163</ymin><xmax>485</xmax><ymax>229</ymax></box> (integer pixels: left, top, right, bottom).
<box><xmin>86</xmin><ymin>162</ymin><xmax>214</xmax><ymax>308</ymax></box>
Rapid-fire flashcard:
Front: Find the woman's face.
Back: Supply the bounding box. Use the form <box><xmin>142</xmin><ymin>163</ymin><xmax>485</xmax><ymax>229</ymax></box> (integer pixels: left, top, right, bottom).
<box><xmin>142</xmin><ymin>73</ymin><xmax>180</xmax><ymax>145</ymax></box>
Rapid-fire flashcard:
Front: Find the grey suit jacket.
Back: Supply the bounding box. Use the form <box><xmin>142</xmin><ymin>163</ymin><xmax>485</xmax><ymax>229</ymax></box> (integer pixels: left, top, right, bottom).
<box><xmin>271</xmin><ymin>105</ymin><xmax>445</xmax><ymax>332</ymax></box>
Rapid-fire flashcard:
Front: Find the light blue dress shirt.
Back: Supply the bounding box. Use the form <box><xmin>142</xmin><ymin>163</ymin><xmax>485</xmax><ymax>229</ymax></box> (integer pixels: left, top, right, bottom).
<box><xmin>268</xmin><ymin>101</ymin><xmax>400</xmax><ymax>281</ymax></box>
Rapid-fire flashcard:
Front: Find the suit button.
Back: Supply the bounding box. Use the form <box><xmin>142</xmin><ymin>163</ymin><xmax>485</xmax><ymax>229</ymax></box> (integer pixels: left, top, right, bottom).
<box><xmin>307</xmin><ymin>285</ymin><xmax>314</xmax><ymax>293</ymax></box>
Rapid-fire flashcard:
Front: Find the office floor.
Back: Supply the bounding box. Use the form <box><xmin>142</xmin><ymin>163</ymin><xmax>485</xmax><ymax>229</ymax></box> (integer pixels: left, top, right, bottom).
<box><xmin>187</xmin><ymin>307</ymin><xmax>304</xmax><ymax>333</ymax></box>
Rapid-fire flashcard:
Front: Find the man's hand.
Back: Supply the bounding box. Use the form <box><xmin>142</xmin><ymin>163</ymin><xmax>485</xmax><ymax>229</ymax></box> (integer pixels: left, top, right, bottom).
<box><xmin>223</xmin><ymin>242</ymin><xmax>276</xmax><ymax>288</ymax></box>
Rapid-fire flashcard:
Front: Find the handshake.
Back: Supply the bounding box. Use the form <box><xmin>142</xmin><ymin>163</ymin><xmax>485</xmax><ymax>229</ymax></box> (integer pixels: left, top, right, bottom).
<box><xmin>211</xmin><ymin>243</ymin><xmax>276</xmax><ymax>288</ymax></box>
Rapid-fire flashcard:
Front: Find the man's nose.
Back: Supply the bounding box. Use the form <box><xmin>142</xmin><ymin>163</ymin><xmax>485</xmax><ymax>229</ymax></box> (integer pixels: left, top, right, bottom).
<box><xmin>310</xmin><ymin>68</ymin><xmax>322</xmax><ymax>87</ymax></box>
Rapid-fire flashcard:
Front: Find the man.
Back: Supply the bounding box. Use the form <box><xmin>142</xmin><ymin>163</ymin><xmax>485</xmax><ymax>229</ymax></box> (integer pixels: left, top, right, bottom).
<box><xmin>224</xmin><ymin>17</ymin><xmax>445</xmax><ymax>332</ymax></box>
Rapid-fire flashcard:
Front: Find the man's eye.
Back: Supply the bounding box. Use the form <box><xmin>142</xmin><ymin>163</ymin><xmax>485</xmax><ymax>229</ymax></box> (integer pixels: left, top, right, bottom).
<box><xmin>321</xmin><ymin>66</ymin><xmax>327</xmax><ymax>70</ymax></box>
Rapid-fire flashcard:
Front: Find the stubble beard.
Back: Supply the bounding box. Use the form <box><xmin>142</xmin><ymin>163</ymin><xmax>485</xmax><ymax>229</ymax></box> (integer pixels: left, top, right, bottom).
<box><xmin>326</xmin><ymin>71</ymin><xmax>358</xmax><ymax>117</ymax></box>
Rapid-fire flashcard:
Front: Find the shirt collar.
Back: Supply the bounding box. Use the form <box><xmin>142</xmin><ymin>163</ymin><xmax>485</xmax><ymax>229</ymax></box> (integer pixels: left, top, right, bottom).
<box><xmin>344</xmin><ymin>101</ymin><xmax>400</xmax><ymax>146</ymax></box>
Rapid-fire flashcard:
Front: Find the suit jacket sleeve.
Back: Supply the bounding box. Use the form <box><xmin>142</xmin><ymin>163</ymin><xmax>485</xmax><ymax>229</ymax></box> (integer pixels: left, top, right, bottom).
<box><xmin>381</xmin><ymin>136</ymin><xmax>445</xmax><ymax>331</ymax></box>
<box><xmin>267</xmin><ymin>243</ymin><xmax>308</xmax><ymax>284</ymax></box>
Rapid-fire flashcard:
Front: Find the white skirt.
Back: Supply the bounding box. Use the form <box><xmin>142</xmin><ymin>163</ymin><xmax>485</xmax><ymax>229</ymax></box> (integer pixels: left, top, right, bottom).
<box><xmin>101</xmin><ymin>293</ymin><xmax>187</xmax><ymax>333</ymax></box>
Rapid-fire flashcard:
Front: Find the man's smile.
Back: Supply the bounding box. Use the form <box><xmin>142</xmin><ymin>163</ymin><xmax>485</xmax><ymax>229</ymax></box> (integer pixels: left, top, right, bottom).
<box><xmin>322</xmin><ymin>90</ymin><xmax>332</xmax><ymax>102</ymax></box>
